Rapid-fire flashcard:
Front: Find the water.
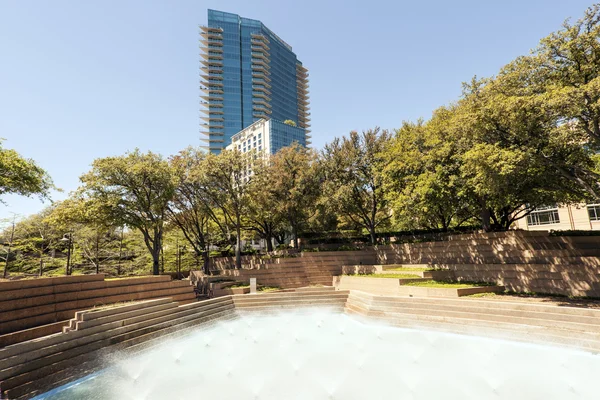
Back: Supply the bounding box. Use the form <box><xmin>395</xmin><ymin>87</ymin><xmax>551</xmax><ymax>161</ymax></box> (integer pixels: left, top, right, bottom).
<box><xmin>34</xmin><ymin>310</ymin><xmax>600</xmax><ymax>400</ymax></box>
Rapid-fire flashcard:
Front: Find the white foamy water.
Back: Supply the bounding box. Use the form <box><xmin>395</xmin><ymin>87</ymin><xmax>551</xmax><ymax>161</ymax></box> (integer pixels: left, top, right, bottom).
<box><xmin>35</xmin><ymin>310</ymin><xmax>600</xmax><ymax>400</ymax></box>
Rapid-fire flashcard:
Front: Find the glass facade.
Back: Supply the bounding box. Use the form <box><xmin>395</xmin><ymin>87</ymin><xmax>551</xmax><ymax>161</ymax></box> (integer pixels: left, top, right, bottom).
<box><xmin>270</xmin><ymin>120</ymin><xmax>306</xmax><ymax>154</ymax></box>
<box><xmin>588</xmin><ymin>204</ymin><xmax>600</xmax><ymax>222</ymax></box>
<box><xmin>527</xmin><ymin>205</ymin><xmax>560</xmax><ymax>226</ymax></box>
<box><xmin>201</xmin><ymin>10</ymin><xmax>310</xmax><ymax>153</ymax></box>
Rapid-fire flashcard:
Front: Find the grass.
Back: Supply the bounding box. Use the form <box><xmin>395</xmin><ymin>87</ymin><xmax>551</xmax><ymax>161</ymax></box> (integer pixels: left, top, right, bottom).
<box><xmin>384</xmin><ymin>267</ymin><xmax>431</xmax><ymax>272</ymax></box>
<box><xmin>258</xmin><ymin>286</ymin><xmax>280</xmax><ymax>292</ymax></box>
<box><xmin>465</xmin><ymin>292</ymin><xmax>498</xmax><ymax>298</ymax></box>
<box><xmin>351</xmin><ymin>273</ymin><xmax>422</xmax><ymax>279</ymax></box>
<box><xmin>402</xmin><ymin>280</ymin><xmax>492</xmax><ymax>288</ymax></box>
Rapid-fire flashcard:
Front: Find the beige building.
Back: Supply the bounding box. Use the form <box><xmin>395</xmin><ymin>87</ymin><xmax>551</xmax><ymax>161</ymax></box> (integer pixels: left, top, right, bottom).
<box><xmin>513</xmin><ymin>204</ymin><xmax>600</xmax><ymax>231</ymax></box>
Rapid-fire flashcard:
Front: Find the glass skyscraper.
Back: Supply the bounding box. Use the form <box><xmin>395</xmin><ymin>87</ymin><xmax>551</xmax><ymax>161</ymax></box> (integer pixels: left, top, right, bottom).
<box><xmin>200</xmin><ymin>10</ymin><xmax>310</xmax><ymax>153</ymax></box>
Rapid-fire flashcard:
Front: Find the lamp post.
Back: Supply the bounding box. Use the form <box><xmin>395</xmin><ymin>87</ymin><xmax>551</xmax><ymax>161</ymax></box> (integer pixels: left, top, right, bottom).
<box><xmin>61</xmin><ymin>232</ymin><xmax>73</xmax><ymax>276</ymax></box>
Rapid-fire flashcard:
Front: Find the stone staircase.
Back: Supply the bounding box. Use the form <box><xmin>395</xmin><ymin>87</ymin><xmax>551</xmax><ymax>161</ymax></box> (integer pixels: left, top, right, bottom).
<box><xmin>345</xmin><ymin>290</ymin><xmax>600</xmax><ymax>353</ymax></box>
<box><xmin>2</xmin><ymin>287</ymin><xmax>600</xmax><ymax>398</ymax></box>
<box><xmin>0</xmin><ymin>274</ymin><xmax>197</xmax><ymax>347</ymax></box>
<box><xmin>233</xmin><ymin>287</ymin><xmax>348</xmax><ymax>312</ymax></box>
<box><xmin>0</xmin><ymin>296</ymin><xmax>235</xmax><ymax>399</ymax></box>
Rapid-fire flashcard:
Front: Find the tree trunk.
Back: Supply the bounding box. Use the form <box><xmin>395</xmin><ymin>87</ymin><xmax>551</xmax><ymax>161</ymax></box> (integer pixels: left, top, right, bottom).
<box><xmin>368</xmin><ymin>224</ymin><xmax>376</xmax><ymax>245</ymax></box>
<box><xmin>95</xmin><ymin>234</ymin><xmax>100</xmax><ymax>274</ymax></box>
<box><xmin>235</xmin><ymin>226</ymin><xmax>242</xmax><ymax>269</ymax></box>
<box><xmin>39</xmin><ymin>252</ymin><xmax>44</xmax><ymax>277</ymax></box>
<box><xmin>152</xmin><ymin>248</ymin><xmax>160</xmax><ymax>275</ymax></box>
<box><xmin>266</xmin><ymin>237</ymin><xmax>274</xmax><ymax>252</ymax></box>
<box><xmin>3</xmin><ymin>219</ymin><xmax>15</xmax><ymax>279</ymax></box>
<box><xmin>202</xmin><ymin>251</ymin><xmax>210</xmax><ymax>275</ymax></box>
<box><xmin>480</xmin><ymin>207</ymin><xmax>491</xmax><ymax>232</ymax></box>
<box><xmin>292</xmin><ymin>224</ymin><xmax>299</xmax><ymax>250</ymax></box>
<box><xmin>117</xmin><ymin>228</ymin><xmax>124</xmax><ymax>276</ymax></box>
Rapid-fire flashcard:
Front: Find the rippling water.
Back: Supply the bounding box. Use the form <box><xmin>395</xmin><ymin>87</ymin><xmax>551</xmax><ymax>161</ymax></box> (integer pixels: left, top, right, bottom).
<box><xmin>34</xmin><ymin>310</ymin><xmax>600</xmax><ymax>400</ymax></box>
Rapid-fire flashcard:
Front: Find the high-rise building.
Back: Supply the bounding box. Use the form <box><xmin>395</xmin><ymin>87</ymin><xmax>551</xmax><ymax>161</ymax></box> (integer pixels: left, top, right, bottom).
<box><xmin>199</xmin><ymin>10</ymin><xmax>310</xmax><ymax>153</ymax></box>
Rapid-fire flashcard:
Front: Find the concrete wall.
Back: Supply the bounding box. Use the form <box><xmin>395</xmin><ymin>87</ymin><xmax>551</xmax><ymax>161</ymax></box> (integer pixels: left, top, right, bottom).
<box><xmin>0</xmin><ymin>275</ymin><xmax>197</xmax><ymax>345</ymax></box>
<box><xmin>204</xmin><ymin>231</ymin><xmax>600</xmax><ymax>298</ymax></box>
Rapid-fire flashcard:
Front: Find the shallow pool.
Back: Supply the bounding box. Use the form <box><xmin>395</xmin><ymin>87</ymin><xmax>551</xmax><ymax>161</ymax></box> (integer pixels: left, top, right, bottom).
<box><xmin>34</xmin><ymin>311</ymin><xmax>600</xmax><ymax>400</ymax></box>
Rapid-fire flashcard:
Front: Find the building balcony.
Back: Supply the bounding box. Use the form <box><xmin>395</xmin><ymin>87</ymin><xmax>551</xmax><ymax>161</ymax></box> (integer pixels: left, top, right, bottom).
<box><xmin>251</xmin><ymin>42</ymin><xmax>270</xmax><ymax>52</ymax></box>
<box><xmin>201</xmin><ymin>59</ymin><xmax>223</xmax><ymax>67</ymax></box>
<box><xmin>200</xmin><ymin>94</ymin><xmax>224</xmax><ymax>102</ymax></box>
<box><xmin>252</xmin><ymin>92</ymin><xmax>271</xmax><ymax>101</ymax></box>
<box><xmin>200</xmin><ymin>39</ymin><xmax>223</xmax><ymax>47</ymax></box>
<box><xmin>200</xmin><ymin>31</ymin><xmax>223</xmax><ymax>40</ymax></box>
<box><xmin>200</xmin><ymin>74</ymin><xmax>223</xmax><ymax>82</ymax></box>
<box><xmin>200</xmin><ymin>88</ymin><xmax>225</xmax><ymax>95</ymax></box>
<box><xmin>200</xmin><ymin>26</ymin><xmax>223</xmax><ymax>33</ymax></box>
<box><xmin>250</xmin><ymin>33</ymin><xmax>270</xmax><ymax>42</ymax></box>
<box><xmin>200</xmin><ymin>66</ymin><xmax>223</xmax><ymax>74</ymax></box>
<box><xmin>251</xmin><ymin>52</ymin><xmax>269</xmax><ymax>61</ymax></box>
<box><xmin>199</xmin><ymin>106</ymin><xmax>225</xmax><ymax>113</ymax></box>
<box><xmin>252</xmin><ymin>78</ymin><xmax>271</xmax><ymax>88</ymax></box>
<box><xmin>251</xmin><ymin>65</ymin><xmax>269</xmax><ymax>74</ymax></box>
<box><xmin>204</xmin><ymin>80</ymin><xmax>223</xmax><ymax>87</ymax></box>
<box><xmin>251</xmin><ymin>58</ymin><xmax>270</xmax><ymax>69</ymax></box>
<box><xmin>252</xmin><ymin>98</ymin><xmax>271</xmax><ymax>108</ymax></box>
<box><xmin>253</xmin><ymin>105</ymin><xmax>272</xmax><ymax>114</ymax></box>
<box><xmin>200</xmin><ymin>53</ymin><xmax>224</xmax><ymax>61</ymax></box>
<box><xmin>201</xmin><ymin>116</ymin><xmax>225</xmax><ymax>123</ymax></box>
<box><xmin>252</xmin><ymin>71</ymin><xmax>271</xmax><ymax>82</ymax></box>
<box><xmin>253</xmin><ymin>111</ymin><xmax>270</xmax><ymax>118</ymax></box>
<box><xmin>200</xmin><ymin>129</ymin><xmax>225</xmax><ymax>135</ymax></box>
<box><xmin>252</xmin><ymin>85</ymin><xmax>270</xmax><ymax>93</ymax></box>
<box><xmin>203</xmin><ymin>123</ymin><xmax>224</xmax><ymax>129</ymax></box>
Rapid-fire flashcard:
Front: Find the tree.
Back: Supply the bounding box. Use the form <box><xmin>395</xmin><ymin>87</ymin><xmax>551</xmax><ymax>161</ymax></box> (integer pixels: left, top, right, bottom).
<box><xmin>1</xmin><ymin>214</ymin><xmax>18</xmax><ymax>278</ymax></box>
<box><xmin>168</xmin><ymin>148</ymin><xmax>222</xmax><ymax>274</ymax></box>
<box><xmin>79</xmin><ymin>150</ymin><xmax>176</xmax><ymax>275</ymax></box>
<box><xmin>266</xmin><ymin>143</ymin><xmax>321</xmax><ymax>248</ymax></box>
<box><xmin>13</xmin><ymin>207</ymin><xmax>61</xmax><ymax>276</ymax></box>
<box><xmin>0</xmin><ymin>140</ymin><xmax>54</xmax><ymax>203</ymax></box>
<box><xmin>322</xmin><ymin>129</ymin><xmax>391</xmax><ymax>244</ymax></box>
<box><xmin>47</xmin><ymin>197</ymin><xmax>119</xmax><ymax>274</ymax></box>
<box><xmin>382</xmin><ymin>113</ymin><xmax>472</xmax><ymax>231</ymax></box>
<box><xmin>452</xmin><ymin>76</ymin><xmax>589</xmax><ymax>231</ymax></box>
<box><xmin>245</xmin><ymin>157</ymin><xmax>286</xmax><ymax>252</ymax></box>
<box><xmin>195</xmin><ymin>149</ymin><xmax>250</xmax><ymax>269</ymax></box>
<box><xmin>283</xmin><ymin>120</ymin><xmax>297</xmax><ymax>127</ymax></box>
<box><xmin>497</xmin><ymin>4</ymin><xmax>600</xmax><ymax>198</ymax></box>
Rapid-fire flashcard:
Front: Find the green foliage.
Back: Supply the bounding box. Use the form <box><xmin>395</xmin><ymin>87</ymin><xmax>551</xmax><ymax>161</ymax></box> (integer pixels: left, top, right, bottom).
<box><xmin>0</xmin><ymin>140</ymin><xmax>55</xmax><ymax>203</ymax></box>
<box><xmin>262</xmin><ymin>143</ymin><xmax>321</xmax><ymax>248</ymax></box>
<box><xmin>283</xmin><ymin>119</ymin><xmax>297</xmax><ymax>127</ymax></box>
<box><xmin>79</xmin><ymin>149</ymin><xmax>176</xmax><ymax>275</ymax></box>
<box><xmin>321</xmin><ymin>128</ymin><xmax>391</xmax><ymax>243</ymax></box>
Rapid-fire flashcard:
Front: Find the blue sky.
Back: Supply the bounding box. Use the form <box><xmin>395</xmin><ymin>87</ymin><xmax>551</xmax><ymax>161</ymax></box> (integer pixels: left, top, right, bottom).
<box><xmin>0</xmin><ymin>0</ymin><xmax>594</xmax><ymax>221</ymax></box>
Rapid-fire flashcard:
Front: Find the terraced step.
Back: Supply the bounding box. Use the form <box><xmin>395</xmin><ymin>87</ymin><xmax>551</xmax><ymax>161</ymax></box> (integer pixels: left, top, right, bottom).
<box><xmin>345</xmin><ymin>305</ymin><xmax>600</xmax><ymax>353</ymax></box>
<box><xmin>3</xmin><ymin>306</ymin><xmax>238</xmax><ymax>399</ymax></box>
<box><xmin>0</xmin><ymin>298</ymin><xmax>236</xmax><ymax>390</ymax></box>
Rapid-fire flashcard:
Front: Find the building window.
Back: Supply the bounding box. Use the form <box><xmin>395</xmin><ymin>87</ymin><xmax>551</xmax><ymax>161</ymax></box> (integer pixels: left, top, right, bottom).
<box><xmin>527</xmin><ymin>205</ymin><xmax>560</xmax><ymax>226</ymax></box>
<box><xmin>588</xmin><ymin>204</ymin><xmax>600</xmax><ymax>222</ymax></box>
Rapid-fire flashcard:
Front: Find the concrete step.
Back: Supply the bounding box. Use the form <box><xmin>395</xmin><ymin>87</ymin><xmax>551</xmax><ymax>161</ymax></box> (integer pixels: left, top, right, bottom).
<box><xmin>344</xmin><ymin>305</ymin><xmax>600</xmax><ymax>353</ymax></box>
<box><xmin>1</xmin><ymin>285</ymin><xmax>196</xmax><ymax>331</ymax></box>
<box><xmin>355</xmin><ymin>303</ymin><xmax>600</xmax><ymax>333</ymax></box>
<box><xmin>0</xmin><ymin>299</ymin><xmax>236</xmax><ymax>385</ymax></box>
<box><xmin>346</xmin><ymin>291</ymin><xmax>600</xmax><ymax>317</ymax></box>
<box><xmin>2</xmin><ymin>307</ymin><xmax>238</xmax><ymax>397</ymax></box>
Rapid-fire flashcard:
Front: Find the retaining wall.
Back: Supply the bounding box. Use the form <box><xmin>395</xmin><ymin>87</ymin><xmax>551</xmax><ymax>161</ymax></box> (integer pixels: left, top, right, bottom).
<box><xmin>203</xmin><ymin>231</ymin><xmax>600</xmax><ymax>297</ymax></box>
<box><xmin>0</xmin><ymin>274</ymin><xmax>196</xmax><ymax>346</ymax></box>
